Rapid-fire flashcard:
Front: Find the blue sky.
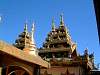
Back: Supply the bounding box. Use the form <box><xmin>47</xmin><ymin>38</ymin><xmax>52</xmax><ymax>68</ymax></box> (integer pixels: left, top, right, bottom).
<box><xmin>0</xmin><ymin>0</ymin><xmax>100</xmax><ymax>65</ymax></box>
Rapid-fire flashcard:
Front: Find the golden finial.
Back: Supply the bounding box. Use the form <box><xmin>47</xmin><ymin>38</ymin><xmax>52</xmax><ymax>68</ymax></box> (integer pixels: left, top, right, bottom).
<box><xmin>60</xmin><ymin>13</ymin><xmax>64</xmax><ymax>26</ymax></box>
<box><xmin>24</xmin><ymin>21</ymin><xmax>28</xmax><ymax>32</ymax></box>
<box><xmin>52</xmin><ymin>17</ymin><xmax>55</xmax><ymax>31</ymax></box>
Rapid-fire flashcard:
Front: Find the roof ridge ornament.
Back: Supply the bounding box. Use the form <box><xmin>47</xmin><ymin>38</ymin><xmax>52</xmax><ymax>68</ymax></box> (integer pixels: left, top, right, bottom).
<box><xmin>31</xmin><ymin>22</ymin><xmax>35</xmax><ymax>44</ymax></box>
<box><xmin>52</xmin><ymin>17</ymin><xmax>56</xmax><ymax>31</ymax></box>
<box><xmin>24</xmin><ymin>21</ymin><xmax>28</xmax><ymax>33</ymax></box>
<box><xmin>60</xmin><ymin>13</ymin><xmax>64</xmax><ymax>26</ymax></box>
<box><xmin>84</xmin><ymin>48</ymin><xmax>88</xmax><ymax>55</ymax></box>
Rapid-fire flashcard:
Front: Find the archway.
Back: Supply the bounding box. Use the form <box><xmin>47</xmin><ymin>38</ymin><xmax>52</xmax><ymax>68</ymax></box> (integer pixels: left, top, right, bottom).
<box><xmin>2</xmin><ymin>65</ymin><xmax>30</xmax><ymax>75</ymax></box>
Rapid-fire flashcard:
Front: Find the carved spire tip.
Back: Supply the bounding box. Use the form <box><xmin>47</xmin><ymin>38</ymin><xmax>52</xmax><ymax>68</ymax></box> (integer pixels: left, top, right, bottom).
<box><xmin>60</xmin><ymin>13</ymin><xmax>64</xmax><ymax>26</ymax></box>
<box><xmin>24</xmin><ymin>21</ymin><xmax>28</xmax><ymax>32</ymax></box>
<box><xmin>52</xmin><ymin>17</ymin><xmax>55</xmax><ymax>31</ymax></box>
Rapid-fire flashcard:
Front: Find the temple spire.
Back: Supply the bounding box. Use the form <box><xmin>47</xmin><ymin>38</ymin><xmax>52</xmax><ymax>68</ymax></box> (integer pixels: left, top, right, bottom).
<box><xmin>29</xmin><ymin>22</ymin><xmax>38</xmax><ymax>56</ymax></box>
<box><xmin>60</xmin><ymin>13</ymin><xmax>64</xmax><ymax>26</ymax></box>
<box><xmin>14</xmin><ymin>22</ymin><xmax>30</xmax><ymax>50</ymax></box>
<box><xmin>84</xmin><ymin>48</ymin><xmax>88</xmax><ymax>55</ymax></box>
<box><xmin>24</xmin><ymin>22</ymin><xmax>28</xmax><ymax>33</ymax></box>
<box><xmin>31</xmin><ymin>22</ymin><xmax>35</xmax><ymax>44</ymax></box>
<box><xmin>52</xmin><ymin>17</ymin><xmax>55</xmax><ymax>31</ymax></box>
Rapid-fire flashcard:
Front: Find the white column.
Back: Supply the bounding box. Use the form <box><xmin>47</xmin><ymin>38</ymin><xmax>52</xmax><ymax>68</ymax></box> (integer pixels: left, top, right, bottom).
<box><xmin>0</xmin><ymin>67</ymin><xmax>2</xmax><ymax>75</ymax></box>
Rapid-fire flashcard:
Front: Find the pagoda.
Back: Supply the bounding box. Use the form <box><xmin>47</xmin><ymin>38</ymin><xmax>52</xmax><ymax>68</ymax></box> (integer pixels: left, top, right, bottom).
<box><xmin>39</xmin><ymin>14</ymin><xmax>95</xmax><ymax>75</ymax></box>
<box><xmin>14</xmin><ymin>22</ymin><xmax>38</xmax><ymax>56</ymax></box>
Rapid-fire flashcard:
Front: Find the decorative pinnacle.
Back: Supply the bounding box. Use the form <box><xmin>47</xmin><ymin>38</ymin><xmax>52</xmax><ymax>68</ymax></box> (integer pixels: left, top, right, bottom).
<box><xmin>60</xmin><ymin>13</ymin><xmax>64</xmax><ymax>26</ymax></box>
<box><xmin>32</xmin><ymin>22</ymin><xmax>35</xmax><ymax>32</ymax></box>
<box><xmin>24</xmin><ymin>22</ymin><xmax>28</xmax><ymax>32</ymax></box>
<box><xmin>84</xmin><ymin>48</ymin><xmax>88</xmax><ymax>55</ymax></box>
<box><xmin>52</xmin><ymin>17</ymin><xmax>55</xmax><ymax>31</ymax></box>
<box><xmin>29</xmin><ymin>22</ymin><xmax>37</xmax><ymax>56</ymax></box>
<box><xmin>31</xmin><ymin>22</ymin><xmax>35</xmax><ymax>44</ymax></box>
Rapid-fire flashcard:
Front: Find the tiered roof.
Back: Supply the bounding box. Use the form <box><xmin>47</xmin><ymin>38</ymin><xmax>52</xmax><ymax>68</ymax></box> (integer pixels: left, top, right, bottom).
<box><xmin>14</xmin><ymin>23</ymin><xmax>30</xmax><ymax>50</ymax></box>
<box><xmin>40</xmin><ymin>14</ymin><xmax>77</xmax><ymax>57</ymax></box>
<box><xmin>14</xmin><ymin>22</ymin><xmax>38</xmax><ymax>56</ymax></box>
<box><xmin>39</xmin><ymin>14</ymin><xmax>94</xmax><ymax>70</ymax></box>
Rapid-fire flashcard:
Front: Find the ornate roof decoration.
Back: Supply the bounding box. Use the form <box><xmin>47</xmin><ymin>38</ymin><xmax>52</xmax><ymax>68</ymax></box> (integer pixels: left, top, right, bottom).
<box><xmin>42</xmin><ymin>15</ymin><xmax>75</xmax><ymax>54</ymax></box>
<box><xmin>14</xmin><ymin>22</ymin><xmax>38</xmax><ymax>56</ymax></box>
<box><xmin>52</xmin><ymin>17</ymin><xmax>56</xmax><ymax>32</ymax></box>
<box><xmin>14</xmin><ymin>22</ymin><xmax>30</xmax><ymax>50</ymax></box>
<box><xmin>39</xmin><ymin>15</ymin><xmax>95</xmax><ymax>70</ymax></box>
<box><xmin>60</xmin><ymin>13</ymin><xmax>64</xmax><ymax>26</ymax></box>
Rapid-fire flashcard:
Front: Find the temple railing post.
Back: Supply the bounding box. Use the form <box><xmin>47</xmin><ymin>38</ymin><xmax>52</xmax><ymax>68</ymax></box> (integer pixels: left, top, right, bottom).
<box><xmin>0</xmin><ymin>67</ymin><xmax>2</xmax><ymax>75</ymax></box>
<box><xmin>34</xmin><ymin>64</ymin><xmax>40</xmax><ymax>75</ymax></box>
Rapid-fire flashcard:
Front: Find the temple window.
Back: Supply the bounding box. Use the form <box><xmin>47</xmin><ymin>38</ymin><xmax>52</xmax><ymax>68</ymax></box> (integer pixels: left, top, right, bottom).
<box><xmin>46</xmin><ymin>52</ymin><xmax>52</xmax><ymax>58</ymax></box>
<box><xmin>63</xmin><ymin>52</ymin><xmax>68</xmax><ymax>57</ymax></box>
<box><xmin>54</xmin><ymin>44</ymin><xmax>58</xmax><ymax>48</ymax></box>
<box><xmin>55</xmin><ymin>52</ymin><xmax>64</xmax><ymax>58</ymax></box>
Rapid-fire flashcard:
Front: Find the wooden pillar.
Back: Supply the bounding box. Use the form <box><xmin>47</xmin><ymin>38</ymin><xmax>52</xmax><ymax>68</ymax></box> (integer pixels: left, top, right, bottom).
<box><xmin>0</xmin><ymin>67</ymin><xmax>2</xmax><ymax>75</ymax></box>
<box><xmin>6</xmin><ymin>66</ymin><xmax>9</xmax><ymax>75</ymax></box>
<box><xmin>34</xmin><ymin>65</ymin><xmax>40</xmax><ymax>75</ymax></box>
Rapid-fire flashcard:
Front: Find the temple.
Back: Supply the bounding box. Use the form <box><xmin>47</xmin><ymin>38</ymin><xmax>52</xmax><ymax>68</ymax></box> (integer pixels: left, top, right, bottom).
<box><xmin>0</xmin><ymin>14</ymin><xmax>99</xmax><ymax>75</ymax></box>
<box><xmin>39</xmin><ymin>14</ymin><xmax>96</xmax><ymax>75</ymax></box>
